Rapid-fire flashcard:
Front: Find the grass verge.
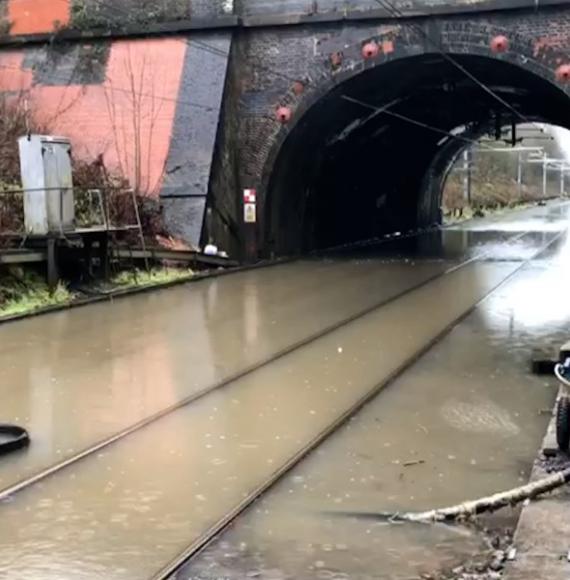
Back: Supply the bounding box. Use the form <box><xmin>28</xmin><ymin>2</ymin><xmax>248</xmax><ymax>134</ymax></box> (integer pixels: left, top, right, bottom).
<box><xmin>110</xmin><ymin>267</ymin><xmax>194</xmax><ymax>288</ymax></box>
<box><xmin>0</xmin><ymin>267</ymin><xmax>194</xmax><ymax>319</ymax></box>
<box><xmin>0</xmin><ymin>271</ymin><xmax>73</xmax><ymax>317</ymax></box>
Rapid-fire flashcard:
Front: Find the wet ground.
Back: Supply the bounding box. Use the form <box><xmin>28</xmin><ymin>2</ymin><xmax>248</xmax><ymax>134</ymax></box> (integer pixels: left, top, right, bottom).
<box><xmin>0</xmin><ymin>202</ymin><xmax>569</xmax><ymax>579</ymax></box>
<box><xmin>178</xmin><ymin>252</ymin><xmax>569</xmax><ymax>579</ymax></box>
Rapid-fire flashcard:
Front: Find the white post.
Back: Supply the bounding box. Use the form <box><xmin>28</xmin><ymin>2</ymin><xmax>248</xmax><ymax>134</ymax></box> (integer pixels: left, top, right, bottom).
<box><xmin>517</xmin><ymin>151</ymin><xmax>522</xmax><ymax>197</ymax></box>
<box><xmin>543</xmin><ymin>154</ymin><xmax>547</xmax><ymax>198</ymax></box>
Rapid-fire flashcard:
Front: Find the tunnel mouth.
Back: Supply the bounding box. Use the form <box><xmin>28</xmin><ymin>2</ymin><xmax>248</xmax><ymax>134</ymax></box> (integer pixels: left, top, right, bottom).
<box><xmin>264</xmin><ymin>53</ymin><xmax>570</xmax><ymax>256</ymax></box>
<box><xmin>441</xmin><ymin>122</ymin><xmax>570</xmax><ymax>225</ymax></box>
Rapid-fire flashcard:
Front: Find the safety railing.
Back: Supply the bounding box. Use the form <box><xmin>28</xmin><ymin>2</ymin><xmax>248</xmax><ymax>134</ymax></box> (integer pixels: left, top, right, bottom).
<box><xmin>0</xmin><ymin>186</ymin><xmax>142</xmax><ymax>237</ymax></box>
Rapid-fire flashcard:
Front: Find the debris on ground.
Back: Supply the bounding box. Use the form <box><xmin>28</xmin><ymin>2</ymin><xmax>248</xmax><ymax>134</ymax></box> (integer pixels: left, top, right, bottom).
<box><xmin>155</xmin><ymin>234</ymin><xmax>196</xmax><ymax>252</ymax></box>
<box><xmin>537</xmin><ymin>448</ymin><xmax>570</xmax><ymax>474</ymax></box>
<box><xmin>433</xmin><ymin>528</ymin><xmax>515</xmax><ymax>580</ymax></box>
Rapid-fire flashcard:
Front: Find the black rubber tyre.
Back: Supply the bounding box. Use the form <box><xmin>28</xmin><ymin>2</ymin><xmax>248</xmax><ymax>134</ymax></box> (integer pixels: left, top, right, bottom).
<box><xmin>556</xmin><ymin>397</ymin><xmax>570</xmax><ymax>452</ymax></box>
<box><xmin>0</xmin><ymin>424</ymin><xmax>29</xmax><ymax>456</ymax></box>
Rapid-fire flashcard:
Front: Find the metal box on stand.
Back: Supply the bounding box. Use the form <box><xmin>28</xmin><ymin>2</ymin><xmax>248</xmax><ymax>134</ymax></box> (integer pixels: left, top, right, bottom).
<box><xmin>18</xmin><ymin>135</ymin><xmax>75</xmax><ymax>235</ymax></box>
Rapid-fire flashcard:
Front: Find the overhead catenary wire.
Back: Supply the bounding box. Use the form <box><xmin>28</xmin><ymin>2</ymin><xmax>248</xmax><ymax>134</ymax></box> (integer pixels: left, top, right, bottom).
<box><xmin>1</xmin><ymin>0</ymin><xmax>555</xmax><ymax>150</ymax></box>
<box><xmin>340</xmin><ymin>95</ymin><xmax>498</xmax><ymax>150</ymax></box>
<box><xmin>162</xmin><ymin>11</ymin><xmax>551</xmax><ymax>147</ymax></box>
<box><xmin>370</xmin><ymin>0</ymin><xmax>546</xmax><ymax>133</ymax></box>
<box><xmin>146</xmin><ymin>0</ymin><xmax>549</xmax><ymax>138</ymax></box>
<box><xmin>182</xmin><ymin>36</ymin><xmax>521</xmax><ymax>149</ymax></box>
<box><xmin>184</xmin><ymin>32</ymin><xmax>532</xmax><ymax>157</ymax></box>
<box><xmin>13</xmin><ymin>0</ymin><xmax>558</xmax><ymax>135</ymax></box>
<box><xmin>0</xmin><ymin>40</ymin><xmax>466</xmax><ymax>143</ymax></box>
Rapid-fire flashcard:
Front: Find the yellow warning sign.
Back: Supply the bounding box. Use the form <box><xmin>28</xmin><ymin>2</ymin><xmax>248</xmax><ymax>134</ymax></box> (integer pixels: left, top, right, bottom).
<box><xmin>244</xmin><ymin>203</ymin><xmax>256</xmax><ymax>223</ymax></box>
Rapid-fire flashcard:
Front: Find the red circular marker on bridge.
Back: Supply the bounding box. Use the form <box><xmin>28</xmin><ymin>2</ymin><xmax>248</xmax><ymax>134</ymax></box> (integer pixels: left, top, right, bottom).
<box><xmin>490</xmin><ymin>35</ymin><xmax>509</xmax><ymax>53</ymax></box>
<box><xmin>362</xmin><ymin>42</ymin><xmax>380</xmax><ymax>60</ymax></box>
<box><xmin>556</xmin><ymin>64</ymin><xmax>570</xmax><ymax>83</ymax></box>
<box><xmin>276</xmin><ymin>106</ymin><xmax>292</xmax><ymax>123</ymax></box>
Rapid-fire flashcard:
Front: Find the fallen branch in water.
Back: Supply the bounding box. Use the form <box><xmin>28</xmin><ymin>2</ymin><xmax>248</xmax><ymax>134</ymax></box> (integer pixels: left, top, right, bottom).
<box><xmin>332</xmin><ymin>467</ymin><xmax>570</xmax><ymax>523</ymax></box>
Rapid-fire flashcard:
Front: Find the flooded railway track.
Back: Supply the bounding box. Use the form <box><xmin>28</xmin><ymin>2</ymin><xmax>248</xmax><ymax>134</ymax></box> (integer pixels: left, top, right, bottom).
<box><xmin>0</xmin><ymin>223</ymin><xmax>564</xmax><ymax>579</ymax></box>
<box><xmin>0</xmin><ymin>234</ymin><xmax>471</xmax><ymax>496</ymax></box>
<box><xmin>0</xmin><ymin>232</ymin><xmax>529</xmax><ymax>503</ymax></box>
<box><xmin>153</xmin><ymin>229</ymin><xmax>565</xmax><ymax>580</ymax></box>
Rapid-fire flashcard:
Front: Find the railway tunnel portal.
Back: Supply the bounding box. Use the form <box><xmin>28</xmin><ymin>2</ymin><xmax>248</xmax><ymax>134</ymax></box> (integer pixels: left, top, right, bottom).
<box><xmin>262</xmin><ymin>52</ymin><xmax>570</xmax><ymax>255</ymax></box>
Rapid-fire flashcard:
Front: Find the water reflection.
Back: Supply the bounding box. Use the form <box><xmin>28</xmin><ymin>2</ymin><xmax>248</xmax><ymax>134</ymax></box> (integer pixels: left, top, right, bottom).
<box><xmin>178</xmin><ymin>212</ymin><xmax>570</xmax><ymax>580</ymax></box>
<box><xmin>481</xmin><ymin>228</ymin><xmax>570</xmax><ymax>328</ymax></box>
<box><xmin>0</xmin><ymin>261</ymin><xmax>513</xmax><ymax>579</ymax></box>
<box><xmin>0</xmin><ymin>255</ymin><xmax>458</xmax><ymax>490</ymax></box>
<box><xmin>331</xmin><ymin>228</ymin><xmax>557</xmax><ymax>264</ymax></box>
<box><xmin>1</xmin><ymin>206</ymin><xmax>569</xmax><ymax>578</ymax></box>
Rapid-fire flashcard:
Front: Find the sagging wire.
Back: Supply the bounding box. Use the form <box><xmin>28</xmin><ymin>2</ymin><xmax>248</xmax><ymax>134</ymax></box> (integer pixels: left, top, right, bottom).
<box><xmin>0</xmin><ymin>62</ymin><xmax>218</xmax><ymax>112</ymax></box>
<box><xmin>165</xmin><ymin>0</ymin><xmax>547</xmax><ymax>139</ymax></box>
<box><xmin>182</xmin><ymin>10</ymin><xmax>548</xmax><ymax>148</ymax></box>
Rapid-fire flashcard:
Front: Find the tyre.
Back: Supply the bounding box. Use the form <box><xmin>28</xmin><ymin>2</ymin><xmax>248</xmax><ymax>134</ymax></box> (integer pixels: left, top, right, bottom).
<box><xmin>0</xmin><ymin>424</ymin><xmax>29</xmax><ymax>456</ymax></box>
<box><xmin>556</xmin><ymin>397</ymin><xmax>570</xmax><ymax>452</ymax></box>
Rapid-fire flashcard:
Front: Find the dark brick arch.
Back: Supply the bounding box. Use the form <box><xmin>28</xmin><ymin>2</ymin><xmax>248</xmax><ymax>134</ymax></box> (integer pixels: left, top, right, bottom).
<box><xmin>259</xmin><ymin>26</ymin><xmax>569</xmax><ymax>192</ymax></box>
<box><xmin>248</xmin><ymin>20</ymin><xmax>570</xmax><ymax>253</ymax></box>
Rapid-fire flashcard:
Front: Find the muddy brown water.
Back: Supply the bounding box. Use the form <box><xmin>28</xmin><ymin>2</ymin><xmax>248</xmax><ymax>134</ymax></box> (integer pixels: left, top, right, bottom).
<box><xmin>177</xmin><ymin>223</ymin><xmax>570</xmax><ymax>580</ymax></box>
<box><xmin>0</xmin><ymin>203</ymin><xmax>568</xmax><ymax>579</ymax></box>
<box><xmin>0</xmin><ymin>229</ymin><xmax>540</xmax><ymax>492</ymax></box>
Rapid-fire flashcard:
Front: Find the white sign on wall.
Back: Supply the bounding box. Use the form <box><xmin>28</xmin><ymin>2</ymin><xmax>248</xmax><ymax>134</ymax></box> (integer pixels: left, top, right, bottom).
<box><xmin>243</xmin><ymin>189</ymin><xmax>257</xmax><ymax>203</ymax></box>
<box><xmin>244</xmin><ymin>203</ymin><xmax>257</xmax><ymax>224</ymax></box>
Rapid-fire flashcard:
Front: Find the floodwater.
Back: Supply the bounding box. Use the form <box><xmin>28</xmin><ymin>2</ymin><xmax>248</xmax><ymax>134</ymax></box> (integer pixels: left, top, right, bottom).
<box><xmin>0</xmin><ymin>248</ymin><xmax>454</xmax><ymax>490</ymax></box>
<box><xmin>0</xmin><ymin>202</ymin><xmax>568</xmax><ymax>579</ymax></box>
<box><xmin>0</xmin><ymin>229</ymin><xmax>542</xmax><ymax>491</ymax></box>
<box><xmin>178</xmin><ymin>219</ymin><xmax>570</xmax><ymax>579</ymax></box>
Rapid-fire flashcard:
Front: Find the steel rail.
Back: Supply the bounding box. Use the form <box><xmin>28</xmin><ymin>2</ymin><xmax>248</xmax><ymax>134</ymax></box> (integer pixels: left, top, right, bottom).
<box><xmin>151</xmin><ymin>228</ymin><xmax>565</xmax><ymax>580</ymax></box>
<box><xmin>0</xmin><ymin>230</ymin><xmax>529</xmax><ymax>505</ymax></box>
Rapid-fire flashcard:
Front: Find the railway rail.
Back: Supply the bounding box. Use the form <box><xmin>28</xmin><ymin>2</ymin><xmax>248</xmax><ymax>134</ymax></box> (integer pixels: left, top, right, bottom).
<box><xmin>0</xmin><ymin>214</ymin><xmax>566</xmax><ymax>579</ymax></box>
<box><xmin>0</xmin><ymin>230</ymin><xmax>530</xmax><ymax>503</ymax></box>
<box><xmin>153</xmin><ymin>229</ymin><xmax>565</xmax><ymax>580</ymax></box>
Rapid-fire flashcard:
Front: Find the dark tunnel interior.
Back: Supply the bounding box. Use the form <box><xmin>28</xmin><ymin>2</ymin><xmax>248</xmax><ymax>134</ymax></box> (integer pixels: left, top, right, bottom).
<box><xmin>264</xmin><ymin>53</ymin><xmax>570</xmax><ymax>255</ymax></box>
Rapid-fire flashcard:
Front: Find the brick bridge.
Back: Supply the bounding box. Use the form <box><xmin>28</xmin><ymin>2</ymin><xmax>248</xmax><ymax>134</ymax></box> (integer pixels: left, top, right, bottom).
<box><xmin>0</xmin><ymin>0</ymin><xmax>568</xmax><ymax>257</ymax></box>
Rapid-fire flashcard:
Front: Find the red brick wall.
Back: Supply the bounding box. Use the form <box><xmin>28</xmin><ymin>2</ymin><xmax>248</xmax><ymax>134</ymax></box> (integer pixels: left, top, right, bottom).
<box><xmin>0</xmin><ymin>37</ymin><xmax>187</xmax><ymax>197</ymax></box>
<box><xmin>8</xmin><ymin>0</ymin><xmax>70</xmax><ymax>35</ymax></box>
